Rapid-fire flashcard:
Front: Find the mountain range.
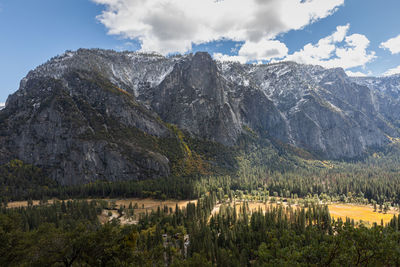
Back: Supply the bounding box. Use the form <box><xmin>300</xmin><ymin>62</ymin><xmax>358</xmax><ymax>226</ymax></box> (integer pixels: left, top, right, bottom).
<box><xmin>1</xmin><ymin>49</ymin><xmax>399</xmax><ymax>185</ymax></box>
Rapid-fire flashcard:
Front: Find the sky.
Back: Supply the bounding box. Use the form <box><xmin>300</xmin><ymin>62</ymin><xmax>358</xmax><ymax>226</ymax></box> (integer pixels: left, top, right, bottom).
<box><xmin>1</xmin><ymin>0</ymin><xmax>400</xmax><ymax>104</ymax></box>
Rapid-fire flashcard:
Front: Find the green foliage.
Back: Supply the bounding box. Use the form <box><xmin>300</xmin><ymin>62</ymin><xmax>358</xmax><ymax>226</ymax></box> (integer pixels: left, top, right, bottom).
<box><xmin>4</xmin><ymin>130</ymin><xmax>400</xmax><ymax>207</ymax></box>
<box><xmin>0</xmin><ymin>159</ymin><xmax>57</xmax><ymax>202</ymax></box>
<box><xmin>2</xmin><ymin>188</ymin><xmax>400</xmax><ymax>266</ymax></box>
<box><xmin>0</xmin><ymin>192</ymin><xmax>217</xmax><ymax>266</ymax></box>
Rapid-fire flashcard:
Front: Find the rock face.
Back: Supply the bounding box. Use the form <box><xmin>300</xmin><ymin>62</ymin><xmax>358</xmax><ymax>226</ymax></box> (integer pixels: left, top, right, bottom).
<box><xmin>0</xmin><ymin>49</ymin><xmax>399</xmax><ymax>184</ymax></box>
<box><xmin>219</xmin><ymin>61</ymin><xmax>398</xmax><ymax>158</ymax></box>
<box><xmin>139</xmin><ymin>52</ymin><xmax>289</xmax><ymax>145</ymax></box>
<box><xmin>0</xmin><ymin>67</ymin><xmax>171</xmax><ymax>185</ymax></box>
<box><xmin>351</xmin><ymin>75</ymin><xmax>400</xmax><ymax>129</ymax></box>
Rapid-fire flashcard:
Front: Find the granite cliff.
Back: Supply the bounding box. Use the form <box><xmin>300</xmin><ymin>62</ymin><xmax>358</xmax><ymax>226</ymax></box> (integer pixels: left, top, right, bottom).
<box><xmin>1</xmin><ymin>49</ymin><xmax>399</xmax><ymax>184</ymax></box>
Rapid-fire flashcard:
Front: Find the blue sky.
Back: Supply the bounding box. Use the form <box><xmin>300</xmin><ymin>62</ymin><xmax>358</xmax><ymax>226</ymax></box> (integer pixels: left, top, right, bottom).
<box><xmin>1</xmin><ymin>0</ymin><xmax>400</xmax><ymax>103</ymax></box>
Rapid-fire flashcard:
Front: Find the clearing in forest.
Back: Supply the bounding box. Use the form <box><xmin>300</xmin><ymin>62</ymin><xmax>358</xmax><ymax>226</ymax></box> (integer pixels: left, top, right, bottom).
<box><xmin>328</xmin><ymin>204</ymin><xmax>397</xmax><ymax>225</ymax></box>
<box><xmin>211</xmin><ymin>201</ymin><xmax>399</xmax><ymax>226</ymax></box>
<box><xmin>112</xmin><ymin>198</ymin><xmax>197</xmax><ymax>211</ymax></box>
<box><xmin>6</xmin><ymin>199</ymin><xmax>55</xmax><ymax>208</ymax></box>
<box><xmin>99</xmin><ymin>198</ymin><xmax>198</xmax><ymax>225</ymax></box>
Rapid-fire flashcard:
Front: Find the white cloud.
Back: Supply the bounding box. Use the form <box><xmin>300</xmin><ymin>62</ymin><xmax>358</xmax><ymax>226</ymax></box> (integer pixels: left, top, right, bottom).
<box><xmin>345</xmin><ymin>70</ymin><xmax>367</xmax><ymax>77</ymax></box>
<box><xmin>286</xmin><ymin>24</ymin><xmax>349</xmax><ymax>64</ymax></box>
<box><xmin>285</xmin><ymin>24</ymin><xmax>376</xmax><ymax>69</ymax></box>
<box><xmin>383</xmin><ymin>65</ymin><xmax>400</xmax><ymax>76</ymax></box>
<box><xmin>380</xmin><ymin>34</ymin><xmax>400</xmax><ymax>54</ymax></box>
<box><xmin>238</xmin><ymin>39</ymin><xmax>288</xmax><ymax>61</ymax></box>
<box><xmin>215</xmin><ymin>39</ymin><xmax>289</xmax><ymax>63</ymax></box>
<box><xmin>92</xmin><ymin>0</ymin><xmax>344</xmax><ymax>55</ymax></box>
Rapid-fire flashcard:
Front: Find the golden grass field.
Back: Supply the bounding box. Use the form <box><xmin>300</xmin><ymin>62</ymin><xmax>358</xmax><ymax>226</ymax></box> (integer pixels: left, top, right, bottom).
<box><xmin>212</xmin><ymin>201</ymin><xmax>399</xmax><ymax>226</ymax></box>
<box><xmin>6</xmin><ymin>198</ymin><xmax>196</xmax><ymax>210</ymax></box>
<box><xmin>328</xmin><ymin>204</ymin><xmax>397</xmax><ymax>225</ymax></box>
<box><xmin>6</xmin><ymin>199</ymin><xmax>55</xmax><ymax>208</ymax></box>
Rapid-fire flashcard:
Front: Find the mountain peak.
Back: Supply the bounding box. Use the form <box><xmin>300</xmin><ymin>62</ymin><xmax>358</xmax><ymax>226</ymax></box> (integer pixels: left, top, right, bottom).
<box><xmin>193</xmin><ymin>51</ymin><xmax>213</xmax><ymax>60</ymax></box>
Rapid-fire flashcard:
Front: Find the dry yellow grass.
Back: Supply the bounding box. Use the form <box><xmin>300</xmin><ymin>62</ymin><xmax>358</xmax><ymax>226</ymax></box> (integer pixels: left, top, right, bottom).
<box><xmin>101</xmin><ymin>198</ymin><xmax>198</xmax><ymax>225</ymax></box>
<box><xmin>211</xmin><ymin>201</ymin><xmax>289</xmax><ymax>219</ymax></box>
<box><xmin>99</xmin><ymin>198</ymin><xmax>197</xmax><ymax>225</ymax></box>
<box><xmin>212</xmin><ymin>201</ymin><xmax>399</xmax><ymax>226</ymax></box>
<box><xmin>7</xmin><ymin>198</ymin><xmax>195</xmax><ymax>210</ymax></box>
<box><xmin>6</xmin><ymin>199</ymin><xmax>56</xmax><ymax>208</ymax></box>
<box><xmin>7</xmin><ymin>198</ymin><xmax>197</xmax><ymax>225</ymax></box>
<box><xmin>113</xmin><ymin>198</ymin><xmax>197</xmax><ymax>211</ymax></box>
<box><xmin>328</xmin><ymin>204</ymin><xmax>397</xmax><ymax>225</ymax></box>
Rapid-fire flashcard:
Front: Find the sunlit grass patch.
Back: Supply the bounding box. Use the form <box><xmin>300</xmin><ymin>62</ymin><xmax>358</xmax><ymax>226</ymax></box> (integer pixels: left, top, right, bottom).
<box><xmin>328</xmin><ymin>204</ymin><xmax>397</xmax><ymax>225</ymax></box>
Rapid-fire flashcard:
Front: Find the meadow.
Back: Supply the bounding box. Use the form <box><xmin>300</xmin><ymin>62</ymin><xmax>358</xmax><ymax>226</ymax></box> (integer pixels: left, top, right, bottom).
<box><xmin>328</xmin><ymin>203</ymin><xmax>397</xmax><ymax>225</ymax></box>
<box><xmin>210</xmin><ymin>200</ymin><xmax>399</xmax><ymax>226</ymax></box>
<box><xmin>7</xmin><ymin>197</ymin><xmax>398</xmax><ymax>226</ymax></box>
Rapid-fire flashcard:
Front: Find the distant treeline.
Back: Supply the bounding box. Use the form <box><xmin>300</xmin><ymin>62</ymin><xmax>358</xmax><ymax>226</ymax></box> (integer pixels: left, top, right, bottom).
<box><xmin>3</xmin><ymin>150</ymin><xmax>400</xmax><ymax>208</ymax></box>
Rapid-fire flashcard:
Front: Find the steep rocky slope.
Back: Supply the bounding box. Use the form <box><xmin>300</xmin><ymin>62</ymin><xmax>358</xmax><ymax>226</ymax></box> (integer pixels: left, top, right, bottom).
<box><xmin>351</xmin><ymin>75</ymin><xmax>400</xmax><ymax>128</ymax></box>
<box><xmin>139</xmin><ymin>52</ymin><xmax>289</xmax><ymax>145</ymax></box>
<box><xmin>1</xmin><ymin>49</ymin><xmax>399</xmax><ymax>184</ymax></box>
<box><xmin>219</xmin><ymin>61</ymin><xmax>398</xmax><ymax>158</ymax></box>
<box><xmin>0</xmin><ymin>70</ymin><xmax>172</xmax><ymax>185</ymax></box>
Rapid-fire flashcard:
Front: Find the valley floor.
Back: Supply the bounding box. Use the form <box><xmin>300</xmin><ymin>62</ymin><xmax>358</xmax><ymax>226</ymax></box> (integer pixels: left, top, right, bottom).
<box><xmin>7</xmin><ymin>197</ymin><xmax>398</xmax><ymax>226</ymax></box>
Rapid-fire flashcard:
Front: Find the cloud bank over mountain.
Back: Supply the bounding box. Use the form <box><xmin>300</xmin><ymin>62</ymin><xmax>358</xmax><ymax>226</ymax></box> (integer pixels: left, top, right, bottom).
<box><xmin>92</xmin><ymin>0</ymin><xmax>344</xmax><ymax>58</ymax></box>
